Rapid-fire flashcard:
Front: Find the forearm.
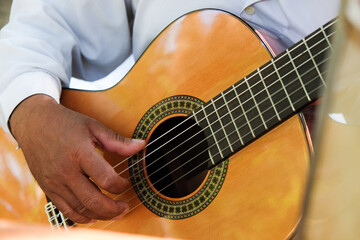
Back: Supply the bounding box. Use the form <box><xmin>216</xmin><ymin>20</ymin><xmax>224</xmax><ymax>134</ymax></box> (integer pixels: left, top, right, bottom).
<box><xmin>0</xmin><ymin>0</ymin><xmax>131</xmax><ymax>134</ymax></box>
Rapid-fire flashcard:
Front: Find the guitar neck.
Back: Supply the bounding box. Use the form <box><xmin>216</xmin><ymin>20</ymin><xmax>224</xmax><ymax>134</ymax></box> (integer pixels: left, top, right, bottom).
<box><xmin>193</xmin><ymin>19</ymin><xmax>337</xmax><ymax>168</ymax></box>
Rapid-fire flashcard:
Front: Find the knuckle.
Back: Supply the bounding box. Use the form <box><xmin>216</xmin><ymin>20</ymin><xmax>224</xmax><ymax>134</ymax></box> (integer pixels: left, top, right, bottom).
<box><xmin>106</xmin><ymin>128</ymin><xmax>126</xmax><ymax>143</ymax></box>
<box><xmin>42</xmin><ymin>174</ymin><xmax>54</xmax><ymax>187</ymax></box>
<box><xmin>60</xmin><ymin>207</ymin><xmax>87</xmax><ymax>223</ymax></box>
<box><xmin>116</xmin><ymin>133</ymin><xmax>128</xmax><ymax>143</ymax></box>
<box><xmin>72</xmin><ymin>202</ymin><xmax>87</xmax><ymax>215</ymax></box>
<box><xmin>86</xmin><ymin>119</ymin><xmax>102</xmax><ymax>135</ymax></box>
<box><xmin>99</xmin><ymin>175</ymin><xmax>117</xmax><ymax>190</ymax></box>
<box><xmin>83</xmin><ymin>117</ymin><xmax>95</xmax><ymax>128</ymax></box>
<box><xmin>83</xmin><ymin>195</ymin><xmax>102</xmax><ymax>211</ymax></box>
<box><xmin>70</xmin><ymin>201</ymin><xmax>100</xmax><ymax>222</ymax></box>
<box><xmin>42</xmin><ymin>170</ymin><xmax>62</xmax><ymax>188</ymax></box>
<box><xmin>64</xmin><ymin>211</ymin><xmax>89</xmax><ymax>224</ymax></box>
<box><xmin>111</xmin><ymin>131</ymin><xmax>121</xmax><ymax>141</ymax></box>
<box><xmin>54</xmin><ymin>165</ymin><xmax>66</xmax><ymax>178</ymax></box>
<box><xmin>53</xmin><ymin>163</ymin><xmax>75</xmax><ymax>183</ymax></box>
<box><xmin>70</xmin><ymin>148</ymin><xmax>83</xmax><ymax>167</ymax></box>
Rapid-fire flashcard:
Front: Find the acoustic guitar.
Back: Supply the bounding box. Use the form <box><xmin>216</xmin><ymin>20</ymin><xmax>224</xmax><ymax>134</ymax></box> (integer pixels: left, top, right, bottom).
<box><xmin>0</xmin><ymin>9</ymin><xmax>335</xmax><ymax>239</ymax></box>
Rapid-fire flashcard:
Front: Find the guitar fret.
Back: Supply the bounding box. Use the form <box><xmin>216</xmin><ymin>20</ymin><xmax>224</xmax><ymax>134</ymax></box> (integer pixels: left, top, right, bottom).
<box><xmin>221</xmin><ymin>92</ymin><xmax>244</xmax><ymax>145</ymax></box>
<box><xmin>286</xmin><ymin>49</ymin><xmax>311</xmax><ymax>101</ymax></box>
<box><xmin>321</xmin><ymin>26</ymin><xmax>334</xmax><ymax>52</ymax></box>
<box><xmin>208</xmin><ymin>149</ymin><xmax>216</xmax><ymax>166</ymax></box>
<box><xmin>257</xmin><ymin>68</ymin><xmax>281</xmax><ymax>121</ymax></box>
<box><xmin>192</xmin><ymin>110</ymin><xmax>200</xmax><ymax>124</ymax></box>
<box><xmin>201</xmin><ymin>105</ymin><xmax>224</xmax><ymax>159</ymax></box>
<box><xmin>302</xmin><ymin>38</ymin><xmax>327</xmax><ymax>89</ymax></box>
<box><xmin>45</xmin><ymin>201</ymin><xmax>69</xmax><ymax>230</ymax></box>
<box><xmin>232</xmin><ymin>85</ymin><xmax>256</xmax><ymax>138</ymax></box>
<box><xmin>271</xmin><ymin>59</ymin><xmax>295</xmax><ymax>112</ymax></box>
<box><xmin>45</xmin><ymin>202</ymin><xmax>60</xmax><ymax>229</ymax></box>
<box><xmin>211</xmin><ymin>99</ymin><xmax>233</xmax><ymax>152</ymax></box>
<box><xmin>244</xmin><ymin>76</ymin><xmax>268</xmax><ymax>130</ymax></box>
<box><xmin>196</xmin><ymin>19</ymin><xmax>334</xmax><ymax>168</ymax></box>
<box><xmin>35</xmin><ymin>16</ymin><xmax>338</xmax><ymax>230</ymax></box>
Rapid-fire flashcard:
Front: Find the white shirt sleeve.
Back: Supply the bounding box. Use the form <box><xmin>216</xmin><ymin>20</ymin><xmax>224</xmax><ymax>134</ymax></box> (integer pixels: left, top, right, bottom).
<box><xmin>0</xmin><ymin>0</ymin><xmax>132</xmax><ymax>133</ymax></box>
<box><xmin>0</xmin><ymin>0</ymin><xmax>340</xmax><ymax>134</ymax></box>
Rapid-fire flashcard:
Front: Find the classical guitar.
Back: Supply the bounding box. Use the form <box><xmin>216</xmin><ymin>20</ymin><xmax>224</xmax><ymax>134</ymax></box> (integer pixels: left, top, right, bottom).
<box><xmin>0</xmin><ymin>9</ymin><xmax>335</xmax><ymax>239</ymax></box>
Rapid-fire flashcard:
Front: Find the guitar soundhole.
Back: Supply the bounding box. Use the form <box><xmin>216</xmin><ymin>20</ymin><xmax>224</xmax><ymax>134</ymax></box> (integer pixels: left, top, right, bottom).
<box><xmin>145</xmin><ymin>116</ymin><xmax>209</xmax><ymax>198</ymax></box>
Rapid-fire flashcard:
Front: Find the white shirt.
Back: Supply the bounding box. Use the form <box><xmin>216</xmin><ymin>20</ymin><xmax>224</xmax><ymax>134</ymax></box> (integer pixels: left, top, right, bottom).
<box><xmin>0</xmin><ymin>0</ymin><xmax>340</xmax><ymax>133</ymax></box>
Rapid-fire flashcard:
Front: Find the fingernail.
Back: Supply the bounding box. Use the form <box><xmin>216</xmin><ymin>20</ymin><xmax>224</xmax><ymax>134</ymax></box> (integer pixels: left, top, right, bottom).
<box><xmin>90</xmin><ymin>219</ymin><xmax>97</xmax><ymax>223</ymax></box>
<box><xmin>112</xmin><ymin>206</ymin><xmax>129</xmax><ymax>221</ymax></box>
<box><xmin>132</xmin><ymin>139</ymin><xmax>145</xmax><ymax>144</ymax></box>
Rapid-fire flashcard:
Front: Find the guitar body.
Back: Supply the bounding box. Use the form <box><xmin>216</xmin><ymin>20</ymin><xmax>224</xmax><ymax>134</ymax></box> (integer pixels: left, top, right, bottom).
<box><xmin>0</xmin><ymin>10</ymin><xmax>311</xmax><ymax>239</ymax></box>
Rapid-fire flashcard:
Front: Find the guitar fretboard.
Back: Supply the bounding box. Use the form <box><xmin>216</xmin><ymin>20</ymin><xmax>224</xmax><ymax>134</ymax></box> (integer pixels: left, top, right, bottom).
<box><xmin>192</xmin><ymin>19</ymin><xmax>336</xmax><ymax>167</ymax></box>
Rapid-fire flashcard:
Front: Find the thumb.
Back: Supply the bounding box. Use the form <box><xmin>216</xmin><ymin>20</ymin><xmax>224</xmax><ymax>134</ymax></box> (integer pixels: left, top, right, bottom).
<box><xmin>90</xmin><ymin>122</ymin><xmax>146</xmax><ymax>156</ymax></box>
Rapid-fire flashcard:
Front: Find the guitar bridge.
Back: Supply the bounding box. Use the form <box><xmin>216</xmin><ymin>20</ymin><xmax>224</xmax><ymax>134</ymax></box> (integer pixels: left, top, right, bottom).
<box><xmin>44</xmin><ymin>201</ymin><xmax>72</xmax><ymax>230</ymax></box>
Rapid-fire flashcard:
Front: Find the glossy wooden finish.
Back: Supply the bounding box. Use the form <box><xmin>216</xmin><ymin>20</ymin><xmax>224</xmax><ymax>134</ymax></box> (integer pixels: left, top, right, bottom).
<box><xmin>61</xmin><ymin>10</ymin><xmax>310</xmax><ymax>239</ymax></box>
<box><xmin>0</xmin><ymin>10</ymin><xmax>310</xmax><ymax>239</ymax></box>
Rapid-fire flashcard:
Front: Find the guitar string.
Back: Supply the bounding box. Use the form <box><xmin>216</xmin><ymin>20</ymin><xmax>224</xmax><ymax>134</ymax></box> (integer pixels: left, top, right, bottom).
<box><xmin>66</xmin><ymin>33</ymin><xmax>333</xmax><ymax>229</ymax></box>
<box><xmin>110</xmin><ymin>43</ymin><xmax>332</xmax><ymax>203</ymax></box>
<box><xmin>114</xmin><ymin>53</ymin><xmax>331</xmax><ymax>202</ymax></box>
<box><xmin>61</xmin><ymin>28</ymin><xmax>334</xmax><ymax>229</ymax></box>
<box><xmin>58</xmin><ymin>22</ymin><xmax>335</xmax><ymax>228</ymax></box>
<box><xmin>77</xmin><ymin>51</ymin><xmax>331</xmax><ymax>230</ymax></box>
<box><xmin>110</xmin><ymin>20</ymin><xmax>336</xmax><ymax>172</ymax></box>
<box><xmin>113</xmin><ymin>20</ymin><xmax>337</xmax><ymax>171</ymax></box>
<box><xmin>69</xmin><ymin>76</ymin><xmax>325</xmax><ymax>230</ymax></box>
<box><xmin>96</xmin><ymin>69</ymin><xmax>328</xmax><ymax>230</ymax></box>
<box><xmin>115</xmin><ymin>34</ymin><xmax>334</xmax><ymax>178</ymax></box>
<box><xmin>66</xmin><ymin>50</ymin><xmax>331</xmax><ymax>230</ymax></box>
<box><xmin>84</xmin><ymin>37</ymin><xmax>332</xmax><ymax>215</ymax></box>
<box><xmin>102</xmin><ymin>35</ymin><xmax>334</xmax><ymax>206</ymax></box>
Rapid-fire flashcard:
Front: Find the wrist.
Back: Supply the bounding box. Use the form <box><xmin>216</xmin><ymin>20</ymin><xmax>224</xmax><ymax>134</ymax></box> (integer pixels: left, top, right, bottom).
<box><xmin>9</xmin><ymin>94</ymin><xmax>58</xmax><ymax>140</ymax></box>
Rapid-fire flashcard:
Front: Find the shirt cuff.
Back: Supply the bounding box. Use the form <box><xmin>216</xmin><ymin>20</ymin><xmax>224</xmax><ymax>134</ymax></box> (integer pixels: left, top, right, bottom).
<box><xmin>0</xmin><ymin>71</ymin><xmax>62</xmax><ymax>134</ymax></box>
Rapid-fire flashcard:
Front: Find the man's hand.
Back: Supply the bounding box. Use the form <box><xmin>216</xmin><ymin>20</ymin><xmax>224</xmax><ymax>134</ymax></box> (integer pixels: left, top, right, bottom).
<box><xmin>10</xmin><ymin>94</ymin><xmax>145</xmax><ymax>223</ymax></box>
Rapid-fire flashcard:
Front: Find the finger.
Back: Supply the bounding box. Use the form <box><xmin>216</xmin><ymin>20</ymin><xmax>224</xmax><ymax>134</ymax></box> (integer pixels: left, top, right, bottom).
<box><xmin>69</xmin><ymin>174</ymin><xmax>129</xmax><ymax>220</ymax></box>
<box><xmin>89</xmin><ymin>122</ymin><xmax>146</xmax><ymax>156</ymax></box>
<box><xmin>49</xmin><ymin>184</ymin><xmax>107</xmax><ymax>221</ymax></box>
<box><xmin>47</xmin><ymin>192</ymin><xmax>93</xmax><ymax>224</ymax></box>
<box><xmin>80</xmin><ymin>146</ymin><xmax>129</xmax><ymax>194</ymax></box>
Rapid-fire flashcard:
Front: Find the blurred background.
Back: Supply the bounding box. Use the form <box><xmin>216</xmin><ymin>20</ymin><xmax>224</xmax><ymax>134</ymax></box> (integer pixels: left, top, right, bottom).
<box><xmin>0</xmin><ymin>0</ymin><xmax>11</xmax><ymax>28</ymax></box>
